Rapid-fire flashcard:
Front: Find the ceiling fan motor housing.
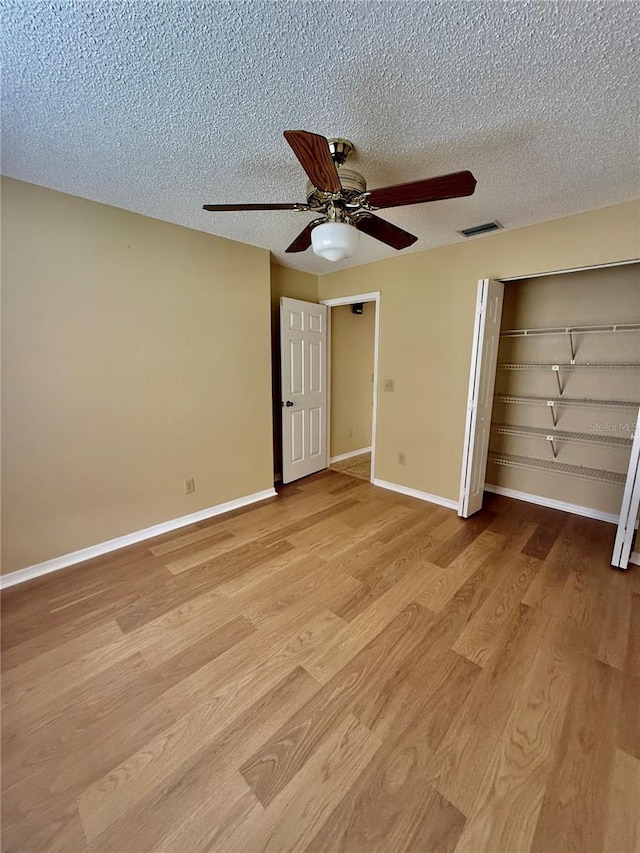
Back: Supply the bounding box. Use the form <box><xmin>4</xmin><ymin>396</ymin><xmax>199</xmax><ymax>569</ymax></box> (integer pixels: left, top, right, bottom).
<box><xmin>305</xmin><ymin>137</ymin><xmax>366</xmax><ymax>208</ymax></box>
<box><xmin>306</xmin><ymin>168</ymin><xmax>367</xmax><ymax>207</ymax></box>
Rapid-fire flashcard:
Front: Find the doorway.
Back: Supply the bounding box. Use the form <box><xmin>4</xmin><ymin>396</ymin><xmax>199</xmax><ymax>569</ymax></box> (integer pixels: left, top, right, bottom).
<box><xmin>321</xmin><ymin>292</ymin><xmax>380</xmax><ymax>484</ymax></box>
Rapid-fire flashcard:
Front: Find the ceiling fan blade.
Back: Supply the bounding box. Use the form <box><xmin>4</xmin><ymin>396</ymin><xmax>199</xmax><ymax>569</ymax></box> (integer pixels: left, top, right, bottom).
<box><xmin>366</xmin><ymin>170</ymin><xmax>477</xmax><ymax>209</ymax></box>
<box><xmin>353</xmin><ymin>213</ymin><xmax>418</xmax><ymax>250</ymax></box>
<box><xmin>285</xmin><ymin>219</ymin><xmax>324</xmax><ymax>253</ymax></box>
<box><xmin>283</xmin><ymin>130</ymin><xmax>342</xmax><ymax>194</ymax></box>
<box><xmin>203</xmin><ymin>203</ymin><xmax>308</xmax><ymax>211</ymax></box>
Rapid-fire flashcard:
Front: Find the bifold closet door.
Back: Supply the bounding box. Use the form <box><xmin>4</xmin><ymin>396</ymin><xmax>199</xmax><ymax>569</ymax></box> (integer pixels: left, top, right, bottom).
<box><xmin>612</xmin><ymin>406</ymin><xmax>640</xmax><ymax>569</ymax></box>
<box><xmin>459</xmin><ymin>278</ymin><xmax>505</xmax><ymax>517</ymax></box>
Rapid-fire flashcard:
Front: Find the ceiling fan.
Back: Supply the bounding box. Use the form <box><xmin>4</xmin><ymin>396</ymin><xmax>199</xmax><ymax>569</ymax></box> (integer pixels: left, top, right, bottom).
<box><xmin>203</xmin><ymin>130</ymin><xmax>477</xmax><ymax>262</ymax></box>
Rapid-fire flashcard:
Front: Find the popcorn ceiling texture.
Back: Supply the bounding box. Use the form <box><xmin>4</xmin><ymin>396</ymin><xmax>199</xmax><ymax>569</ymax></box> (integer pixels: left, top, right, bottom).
<box><xmin>2</xmin><ymin>0</ymin><xmax>638</xmax><ymax>275</ymax></box>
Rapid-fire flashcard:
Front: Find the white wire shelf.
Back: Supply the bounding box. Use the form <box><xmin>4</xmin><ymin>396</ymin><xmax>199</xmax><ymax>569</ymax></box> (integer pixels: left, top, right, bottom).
<box><xmin>497</xmin><ymin>363</ymin><xmax>640</xmax><ymax>371</ymax></box>
<box><xmin>494</xmin><ymin>394</ymin><xmax>639</xmax><ymax>409</ymax></box>
<box><xmin>494</xmin><ymin>394</ymin><xmax>639</xmax><ymax>426</ymax></box>
<box><xmin>488</xmin><ymin>452</ymin><xmax>626</xmax><ymax>485</ymax></box>
<box><xmin>501</xmin><ymin>323</ymin><xmax>640</xmax><ymax>338</ymax></box>
<box><xmin>497</xmin><ymin>362</ymin><xmax>640</xmax><ymax>393</ymax></box>
<box><xmin>491</xmin><ymin>423</ymin><xmax>634</xmax><ymax>449</ymax></box>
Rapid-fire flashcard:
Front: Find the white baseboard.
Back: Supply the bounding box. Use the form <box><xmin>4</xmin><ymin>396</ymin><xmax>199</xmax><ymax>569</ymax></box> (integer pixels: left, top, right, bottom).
<box><xmin>330</xmin><ymin>447</ymin><xmax>372</xmax><ymax>464</ymax></box>
<box><xmin>484</xmin><ymin>484</ymin><xmax>619</xmax><ymax>525</ymax></box>
<box><xmin>630</xmin><ymin>551</ymin><xmax>640</xmax><ymax>566</ymax></box>
<box><xmin>373</xmin><ymin>478</ymin><xmax>459</xmax><ymax>511</ymax></box>
<box><xmin>0</xmin><ymin>487</ymin><xmax>277</xmax><ymax>590</ymax></box>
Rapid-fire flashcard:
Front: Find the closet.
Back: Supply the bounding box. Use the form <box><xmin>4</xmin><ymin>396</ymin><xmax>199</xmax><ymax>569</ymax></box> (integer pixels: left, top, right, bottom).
<box><xmin>485</xmin><ymin>263</ymin><xmax>640</xmax><ymax>519</ymax></box>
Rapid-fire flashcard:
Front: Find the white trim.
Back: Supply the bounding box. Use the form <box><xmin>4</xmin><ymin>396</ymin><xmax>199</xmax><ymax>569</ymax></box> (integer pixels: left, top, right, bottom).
<box><xmin>330</xmin><ymin>446</ymin><xmax>372</xmax><ymax>464</ymax></box>
<box><xmin>373</xmin><ymin>478</ymin><xmax>459</xmax><ymax>511</ymax></box>
<box><xmin>484</xmin><ymin>484</ymin><xmax>619</xmax><ymax>524</ymax></box>
<box><xmin>499</xmin><ymin>258</ymin><xmax>639</xmax><ymax>283</ymax></box>
<box><xmin>629</xmin><ymin>551</ymin><xmax>640</xmax><ymax>566</ymax></box>
<box><xmin>321</xmin><ymin>292</ymin><xmax>380</xmax><ymax>307</ymax></box>
<box><xmin>371</xmin><ymin>296</ymin><xmax>380</xmax><ymax>485</ymax></box>
<box><xmin>320</xmin><ymin>292</ymin><xmax>380</xmax><ymax>487</ymax></box>
<box><xmin>0</xmin><ymin>488</ymin><xmax>277</xmax><ymax>590</ymax></box>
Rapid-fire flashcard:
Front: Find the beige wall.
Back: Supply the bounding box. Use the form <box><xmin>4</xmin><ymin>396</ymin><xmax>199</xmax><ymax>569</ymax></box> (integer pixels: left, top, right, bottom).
<box><xmin>330</xmin><ymin>303</ymin><xmax>375</xmax><ymax>458</ymax></box>
<box><xmin>271</xmin><ymin>264</ymin><xmax>319</xmax><ymax>306</ymax></box>
<box><xmin>318</xmin><ymin>200</ymin><xmax>640</xmax><ymax>501</ymax></box>
<box><xmin>270</xmin><ymin>264</ymin><xmax>318</xmax><ymax>477</ymax></box>
<box><xmin>1</xmin><ymin>178</ymin><xmax>274</xmax><ymax>574</ymax></box>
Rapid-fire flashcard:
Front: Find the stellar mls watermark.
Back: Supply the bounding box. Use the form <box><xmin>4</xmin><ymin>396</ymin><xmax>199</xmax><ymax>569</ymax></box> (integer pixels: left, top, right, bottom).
<box><xmin>590</xmin><ymin>421</ymin><xmax>637</xmax><ymax>433</ymax></box>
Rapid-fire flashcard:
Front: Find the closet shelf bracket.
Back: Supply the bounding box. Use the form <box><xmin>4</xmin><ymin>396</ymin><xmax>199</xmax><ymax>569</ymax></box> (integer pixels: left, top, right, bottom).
<box><xmin>552</xmin><ymin>365</ymin><xmax>564</xmax><ymax>396</ymax></box>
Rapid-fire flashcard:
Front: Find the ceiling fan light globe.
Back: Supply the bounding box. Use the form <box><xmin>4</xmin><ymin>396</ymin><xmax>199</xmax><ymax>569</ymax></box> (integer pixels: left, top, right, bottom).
<box><xmin>311</xmin><ymin>221</ymin><xmax>359</xmax><ymax>262</ymax></box>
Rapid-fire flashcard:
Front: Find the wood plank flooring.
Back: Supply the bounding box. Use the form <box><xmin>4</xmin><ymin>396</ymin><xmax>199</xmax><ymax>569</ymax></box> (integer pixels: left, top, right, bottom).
<box><xmin>330</xmin><ymin>452</ymin><xmax>371</xmax><ymax>481</ymax></box>
<box><xmin>1</xmin><ymin>470</ymin><xmax>639</xmax><ymax>853</ymax></box>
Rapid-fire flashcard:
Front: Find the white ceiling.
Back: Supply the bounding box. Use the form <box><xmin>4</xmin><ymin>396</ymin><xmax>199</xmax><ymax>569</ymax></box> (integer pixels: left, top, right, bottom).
<box><xmin>2</xmin><ymin>1</ymin><xmax>639</xmax><ymax>275</ymax></box>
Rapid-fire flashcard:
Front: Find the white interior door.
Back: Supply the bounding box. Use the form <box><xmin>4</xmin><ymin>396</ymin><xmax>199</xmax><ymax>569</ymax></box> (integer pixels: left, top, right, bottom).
<box><xmin>612</xmin><ymin>408</ymin><xmax>640</xmax><ymax>569</ymax></box>
<box><xmin>280</xmin><ymin>297</ymin><xmax>328</xmax><ymax>484</ymax></box>
<box><xmin>459</xmin><ymin>278</ymin><xmax>505</xmax><ymax>517</ymax></box>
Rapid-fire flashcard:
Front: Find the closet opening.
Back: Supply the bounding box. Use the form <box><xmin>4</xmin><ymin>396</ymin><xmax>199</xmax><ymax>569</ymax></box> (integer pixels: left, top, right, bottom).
<box><xmin>489</xmin><ymin>263</ymin><xmax>639</xmax><ymax>518</ymax></box>
<box><xmin>459</xmin><ymin>260</ymin><xmax>640</xmax><ymax>568</ymax></box>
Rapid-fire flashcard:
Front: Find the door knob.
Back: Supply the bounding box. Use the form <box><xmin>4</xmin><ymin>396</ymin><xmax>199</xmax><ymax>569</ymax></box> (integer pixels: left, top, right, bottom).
<box><xmin>285</xmin><ymin>400</ymin><xmax>294</xmax><ymax>407</ymax></box>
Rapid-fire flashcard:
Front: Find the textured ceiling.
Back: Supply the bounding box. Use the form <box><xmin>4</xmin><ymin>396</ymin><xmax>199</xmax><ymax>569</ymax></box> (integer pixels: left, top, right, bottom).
<box><xmin>2</xmin><ymin>1</ymin><xmax>639</xmax><ymax>275</ymax></box>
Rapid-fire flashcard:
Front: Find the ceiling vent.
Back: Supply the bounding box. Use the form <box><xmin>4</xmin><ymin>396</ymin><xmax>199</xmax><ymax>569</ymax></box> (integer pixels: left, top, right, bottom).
<box><xmin>458</xmin><ymin>220</ymin><xmax>503</xmax><ymax>238</ymax></box>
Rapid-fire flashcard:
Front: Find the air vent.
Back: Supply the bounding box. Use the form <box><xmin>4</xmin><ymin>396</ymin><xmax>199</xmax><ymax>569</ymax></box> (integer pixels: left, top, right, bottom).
<box><xmin>458</xmin><ymin>220</ymin><xmax>503</xmax><ymax>238</ymax></box>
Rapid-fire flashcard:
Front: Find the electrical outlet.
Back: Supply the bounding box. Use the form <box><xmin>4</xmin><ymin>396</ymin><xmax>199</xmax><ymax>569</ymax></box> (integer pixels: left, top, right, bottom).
<box><xmin>348</xmin><ymin>428</ymin><xmax>353</xmax><ymax>438</ymax></box>
<box><xmin>384</xmin><ymin>379</ymin><xmax>395</xmax><ymax>392</ymax></box>
<box><xmin>398</xmin><ymin>452</ymin><xmax>406</xmax><ymax>465</ymax></box>
<box><xmin>184</xmin><ymin>477</ymin><xmax>196</xmax><ymax>494</ymax></box>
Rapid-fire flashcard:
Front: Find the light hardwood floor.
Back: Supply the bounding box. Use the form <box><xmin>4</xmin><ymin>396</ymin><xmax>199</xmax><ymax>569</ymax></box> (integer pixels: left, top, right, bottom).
<box><xmin>330</xmin><ymin>452</ymin><xmax>371</xmax><ymax>481</ymax></box>
<box><xmin>1</xmin><ymin>470</ymin><xmax>639</xmax><ymax>853</ymax></box>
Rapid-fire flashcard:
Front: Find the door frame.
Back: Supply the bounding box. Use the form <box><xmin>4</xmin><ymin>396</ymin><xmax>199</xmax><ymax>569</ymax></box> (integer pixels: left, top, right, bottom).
<box><xmin>320</xmin><ymin>292</ymin><xmax>381</xmax><ymax>484</ymax></box>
